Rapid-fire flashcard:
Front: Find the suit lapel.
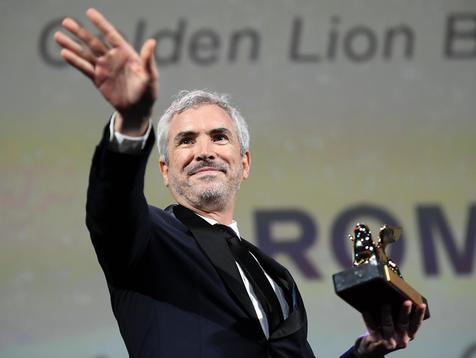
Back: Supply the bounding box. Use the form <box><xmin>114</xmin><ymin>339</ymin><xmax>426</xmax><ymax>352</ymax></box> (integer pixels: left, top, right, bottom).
<box><xmin>172</xmin><ymin>205</ymin><xmax>258</xmax><ymax>322</ymax></box>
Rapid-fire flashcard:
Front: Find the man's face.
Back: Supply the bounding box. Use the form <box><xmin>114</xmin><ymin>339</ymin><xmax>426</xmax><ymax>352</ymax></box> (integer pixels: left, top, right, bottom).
<box><xmin>159</xmin><ymin>104</ymin><xmax>250</xmax><ymax>212</ymax></box>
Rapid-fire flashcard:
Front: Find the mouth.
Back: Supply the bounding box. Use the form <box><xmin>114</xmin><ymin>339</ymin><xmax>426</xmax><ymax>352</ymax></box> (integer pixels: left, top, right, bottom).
<box><xmin>188</xmin><ymin>164</ymin><xmax>227</xmax><ymax>176</ymax></box>
<box><xmin>192</xmin><ymin>167</ymin><xmax>222</xmax><ymax>175</ymax></box>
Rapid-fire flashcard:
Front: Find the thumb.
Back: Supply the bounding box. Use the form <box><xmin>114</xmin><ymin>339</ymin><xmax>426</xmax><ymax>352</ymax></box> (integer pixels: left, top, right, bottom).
<box><xmin>140</xmin><ymin>39</ymin><xmax>158</xmax><ymax>80</ymax></box>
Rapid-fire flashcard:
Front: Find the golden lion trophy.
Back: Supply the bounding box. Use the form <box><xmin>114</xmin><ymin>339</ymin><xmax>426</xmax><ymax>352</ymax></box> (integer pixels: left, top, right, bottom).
<box><xmin>333</xmin><ymin>223</ymin><xmax>430</xmax><ymax>321</ymax></box>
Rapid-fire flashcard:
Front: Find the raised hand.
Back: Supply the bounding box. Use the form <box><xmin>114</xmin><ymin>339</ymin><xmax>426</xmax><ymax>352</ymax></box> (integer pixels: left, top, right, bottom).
<box><xmin>356</xmin><ymin>301</ymin><xmax>426</xmax><ymax>357</ymax></box>
<box><xmin>54</xmin><ymin>8</ymin><xmax>158</xmax><ymax>133</ymax></box>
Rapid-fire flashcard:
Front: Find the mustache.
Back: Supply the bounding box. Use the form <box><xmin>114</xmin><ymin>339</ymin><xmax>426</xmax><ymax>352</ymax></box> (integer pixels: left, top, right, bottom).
<box><xmin>187</xmin><ymin>160</ymin><xmax>227</xmax><ymax>175</ymax></box>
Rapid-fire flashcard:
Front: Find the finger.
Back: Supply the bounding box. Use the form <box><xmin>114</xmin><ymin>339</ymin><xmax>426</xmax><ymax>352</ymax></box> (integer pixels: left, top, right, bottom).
<box><xmin>62</xmin><ymin>17</ymin><xmax>109</xmax><ymax>56</ymax></box>
<box><xmin>86</xmin><ymin>8</ymin><xmax>125</xmax><ymax>48</ymax></box>
<box><xmin>380</xmin><ymin>305</ymin><xmax>395</xmax><ymax>340</ymax></box>
<box><xmin>362</xmin><ymin>312</ymin><xmax>380</xmax><ymax>336</ymax></box>
<box><xmin>54</xmin><ymin>31</ymin><xmax>97</xmax><ymax>65</ymax></box>
<box><xmin>140</xmin><ymin>39</ymin><xmax>154</xmax><ymax>70</ymax></box>
<box><xmin>408</xmin><ymin>303</ymin><xmax>426</xmax><ymax>339</ymax></box>
<box><xmin>396</xmin><ymin>300</ymin><xmax>412</xmax><ymax>333</ymax></box>
<box><xmin>60</xmin><ymin>48</ymin><xmax>95</xmax><ymax>79</ymax></box>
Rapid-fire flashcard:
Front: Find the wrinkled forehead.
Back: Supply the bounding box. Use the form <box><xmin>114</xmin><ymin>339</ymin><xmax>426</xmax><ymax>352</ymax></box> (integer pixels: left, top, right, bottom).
<box><xmin>167</xmin><ymin>104</ymin><xmax>238</xmax><ymax>139</ymax></box>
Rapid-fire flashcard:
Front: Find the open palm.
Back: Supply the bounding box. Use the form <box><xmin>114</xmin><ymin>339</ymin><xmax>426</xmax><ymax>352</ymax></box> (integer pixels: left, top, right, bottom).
<box><xmin>55</xmin><ymin>8</ymin><xmax>158</xmax><ymax>121</ymax></box>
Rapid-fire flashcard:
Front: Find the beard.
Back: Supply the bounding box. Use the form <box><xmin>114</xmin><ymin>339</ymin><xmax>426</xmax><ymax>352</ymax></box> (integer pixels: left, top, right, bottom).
<box><xmin>169</xmin><ymin>163</ymin><xmax>242</xmax><ymax>212</ymax></box>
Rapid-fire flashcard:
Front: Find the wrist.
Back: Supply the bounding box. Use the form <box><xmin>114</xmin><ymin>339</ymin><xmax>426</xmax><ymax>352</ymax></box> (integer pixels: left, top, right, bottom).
<box><xmin>114</xmin><ymin>112</ymin><xmax>150</xmax><ymax>136</ymax></box>
<box><xmin>353</xmin><ymin>337</ymin><xmax>365</xmax><ymax>358</ymax></box>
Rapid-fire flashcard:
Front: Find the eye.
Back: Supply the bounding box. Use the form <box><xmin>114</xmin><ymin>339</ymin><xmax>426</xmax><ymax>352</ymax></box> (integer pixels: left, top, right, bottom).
<box><xmin>213</xmin><ymin>133</ymin><xmax>229</xmax><ymax>143</ymax></box>
<box><xmin>178</xmin><ymin>137</ymin><xmax>194</xmax><ymax>145</ymax></box>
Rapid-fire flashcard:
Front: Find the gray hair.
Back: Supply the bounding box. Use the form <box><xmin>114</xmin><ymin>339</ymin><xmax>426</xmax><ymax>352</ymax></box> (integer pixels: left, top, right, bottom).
<box><xmin>157</xmin><ymin>90</ymin><xmax>250</xmax><ymax>163</ymax></box>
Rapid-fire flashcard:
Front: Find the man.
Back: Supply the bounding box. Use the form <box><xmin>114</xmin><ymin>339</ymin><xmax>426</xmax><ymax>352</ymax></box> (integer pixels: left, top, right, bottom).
<box><xmin>55</xmin><ymin>8</ymin><xmax>425</xmax><ymax>357</ymax></box>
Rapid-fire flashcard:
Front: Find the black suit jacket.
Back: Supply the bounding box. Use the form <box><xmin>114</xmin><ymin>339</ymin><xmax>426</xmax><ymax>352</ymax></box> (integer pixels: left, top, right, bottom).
<box><xmin>86</xmin><ymin>125</ymin><xmax>356</xmax><ymax>357</ymax></box>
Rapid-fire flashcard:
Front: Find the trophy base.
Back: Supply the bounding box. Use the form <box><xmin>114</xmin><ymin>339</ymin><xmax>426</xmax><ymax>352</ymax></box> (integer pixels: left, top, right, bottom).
<box><xmin>333</xmin><ymin>263</ymin><xmax>430</xmax><ymax>321</ymax></box>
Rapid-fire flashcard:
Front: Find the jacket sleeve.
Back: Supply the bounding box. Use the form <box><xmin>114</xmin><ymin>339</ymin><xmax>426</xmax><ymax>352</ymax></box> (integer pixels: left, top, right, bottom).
<box><xmin>340</xmin><ymin>346</ymin><xmax>358</xmax><ymax>358</ymax></box>
<box><xmin>85</xmin><ymin>122</ymin><xmax>156</xmax><ymax>285</ymax></box>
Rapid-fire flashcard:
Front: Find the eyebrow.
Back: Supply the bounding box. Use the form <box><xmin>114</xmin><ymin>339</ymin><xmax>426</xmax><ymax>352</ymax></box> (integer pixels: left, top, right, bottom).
<box><xmin>173</xmin><ymin>128</ymin><xmax>234</xmax><ymax>145</ymax></box>
<box><xmin>209</xmin><ymin>128</ymin><xmax>233</xmax><ymax>137</ymax></box>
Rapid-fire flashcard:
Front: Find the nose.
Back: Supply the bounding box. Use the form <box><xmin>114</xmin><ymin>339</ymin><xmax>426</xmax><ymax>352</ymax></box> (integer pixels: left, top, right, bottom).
<box><xmin>195</xmin><ymin>137</ymin><xmax>216</xmax><ymax>161</ymax></box>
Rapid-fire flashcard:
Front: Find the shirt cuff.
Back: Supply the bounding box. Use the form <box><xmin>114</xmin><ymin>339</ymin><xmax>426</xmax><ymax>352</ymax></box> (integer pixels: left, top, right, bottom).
<box><xmin>108</xmin><ymin>113</ymin><xmax>152</xmax><ymax>153</ymax></box>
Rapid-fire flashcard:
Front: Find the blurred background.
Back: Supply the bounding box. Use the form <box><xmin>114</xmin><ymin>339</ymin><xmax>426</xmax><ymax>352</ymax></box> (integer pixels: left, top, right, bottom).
<box><xmin>0</xmin><ymin>0</ymin><xmax>475</xmax><ymax>357</ymax></box>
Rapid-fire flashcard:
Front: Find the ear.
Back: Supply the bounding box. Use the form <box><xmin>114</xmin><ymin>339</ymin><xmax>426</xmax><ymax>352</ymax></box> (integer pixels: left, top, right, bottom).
<box><xmin>159</xmin><ymin>159</ymin><xmax>170</xmax><ymax>187</ymax></box>
<box><xmin>241</xmin><ymin>151</ymin><xmax>251</xmax><ymax>180</ymax></box>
